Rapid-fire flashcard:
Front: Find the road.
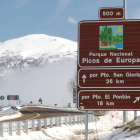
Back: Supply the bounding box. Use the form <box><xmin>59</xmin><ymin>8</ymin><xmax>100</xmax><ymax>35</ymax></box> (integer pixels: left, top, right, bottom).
<box><xmin>0</xmin><ymin>107</ymin><xmax>84</xmax><ymax>122</ymax></box>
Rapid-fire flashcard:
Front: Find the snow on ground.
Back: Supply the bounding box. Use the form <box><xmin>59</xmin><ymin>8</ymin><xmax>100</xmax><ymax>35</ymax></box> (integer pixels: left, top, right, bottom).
<box><xmin>0</xmin><ymin>34</ymin><xmax>77</xmax><ymax>58</ymax></box>
<box><xmin>1</xmin><ymin>122</ymin><xmax>100</xmax><ymax>140</ymax></box>
<box><xmin>100</xmin><ymin>112</ymin><xmax>140</xmax><ymax>140</ymax></box>
<box><xmin>0</xmin><ymin>111</ymin><xmax>140</xmax><ymax>140</ymax></box>
<box><xmin>0</xmin><ymin>112</ymin><xmax>22</xmax><ymax>122</ymax></box>
<box><xmin>0</xmin><ymin>106</ymin><xmax>22</xmax><ymax>121</ymax></box>
<box><xmin>0</xmin><ymin>107</ymin><xmax>17</xmax><ymax>114</ymax></box>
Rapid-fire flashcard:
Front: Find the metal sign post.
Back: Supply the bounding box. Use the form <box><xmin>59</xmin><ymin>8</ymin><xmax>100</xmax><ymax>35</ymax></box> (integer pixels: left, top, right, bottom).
<box><xmin>123</xmin><ymin>0</ymin><xmax>128</xmax><ymax>124</ymax></box>
<box><xmin>85</xmin><ymin>111</ymin><xmax>88</xmax><ymax>140</ymax></box>
<box><xmin>124</xmin><ymin>0</ymin><xmax>127</xmax><ymax>19</ymax></box>
<box><xmin>77</xmin><ymin>0</ymin><xmax>140</xmax><ymax>139</ymax></box>
<box><xmin>134</xmin><ymin>111</ymin><xmax>137</xmax><ymax>118</ymax></box>
<box><xmin>0</xmin><ymin>96</ymin><xmax>5</xmax><ymax>107</ymax></box>
<box><xmin>73</xmin><ymin>88</ymin><xmax>77</xmax><ymax>103</ymax></box>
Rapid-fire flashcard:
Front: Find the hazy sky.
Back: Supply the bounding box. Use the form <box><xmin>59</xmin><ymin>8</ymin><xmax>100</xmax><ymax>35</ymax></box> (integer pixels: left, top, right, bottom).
<box><xmin>0</xmin><ymin>0</ymin><xmax>140</xmax><ymax>42</ymax></box>
<box><xmin>0</xmin><ymin>58</ymin><xmax>76</xmax><ymax>107</ymax></box>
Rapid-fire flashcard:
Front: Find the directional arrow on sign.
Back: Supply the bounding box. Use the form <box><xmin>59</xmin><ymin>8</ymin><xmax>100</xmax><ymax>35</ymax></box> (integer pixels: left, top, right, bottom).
<box><xmin>133</xmin><ymin>97</ymin><xmax>140</xmax><ymax>104</ymax></box>
<box><xmin>82</xmin><ymin>74</ymin><xmax>87</xmax><ymax>83</ymax></box>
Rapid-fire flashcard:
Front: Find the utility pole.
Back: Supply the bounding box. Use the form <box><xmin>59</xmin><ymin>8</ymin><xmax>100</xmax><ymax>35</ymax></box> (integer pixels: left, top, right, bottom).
<box><xmin>62</xmin><ymin>98</ymin><xmax>63</xmax><ymax>108</ymax></box>
<box><xmin>124</xmin><ymin>0</ymin><xmax>127</xmax><ymax>19</ymax></box>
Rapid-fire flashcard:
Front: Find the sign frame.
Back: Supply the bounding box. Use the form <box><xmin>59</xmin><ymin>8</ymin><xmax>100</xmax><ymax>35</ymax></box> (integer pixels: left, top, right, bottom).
<box><xmin>78</xmin><ymin>90</ymin><xmax>140</xmax><ymax>111</ymax></box>
<box><xmin>78</xmin><ymin>19</ymin><xmax>140</xmax><ymax>68</ymax></box>
<box><xmin>0</xmin><ymin>96</ymin><xmax>5</xmax><ymax>100</ymax></box>
<box><xmin>7</xmin><ymin>95</ymin><xmax>19</xmax><ymax>100</ymax></box>
<box><xmin>78</xmin><ymin>68</ymin><xmax>140</xmax><ymax>89</ymax></box>
<box><xmin>77</xmin><ymin>19</ymin><xmax>140</xmax><ymax>110</ymax></box>
<box><xmin>98</xmin><ymin>7</ymin><xmax>124</xmax><ymax>20</ymax></box>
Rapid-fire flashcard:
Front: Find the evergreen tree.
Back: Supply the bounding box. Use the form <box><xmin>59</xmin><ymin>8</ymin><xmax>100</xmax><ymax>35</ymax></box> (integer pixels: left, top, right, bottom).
<box><xmin>100</xmin><ymin>26</ymin><xmax>113</xmax><ymax>46</ymax></box>
<box><xmin>108</xmin><ymin>27</ymin><xmax>113</xmax><ymax>45</ymax></box>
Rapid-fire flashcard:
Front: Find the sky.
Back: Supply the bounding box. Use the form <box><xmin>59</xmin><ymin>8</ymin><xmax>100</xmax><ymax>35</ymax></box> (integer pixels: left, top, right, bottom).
<box><xmin>100</xmin><ymin>25</ymin><xmax>123</xmax><ymax>36</ymax></box>
<box><xmin>111</xmin><ymin>26</ymin><xmax>123</xmax><ymax>36</ymax></box>
<box><xmin>0</xmin><ymin>59</ymin><xmax>76</xmax><ymax>107</ymax></box>
<box><xmin>0</xmin><ymin>0</ymin><xmax>140</xmax><ymax>42</ymax></box>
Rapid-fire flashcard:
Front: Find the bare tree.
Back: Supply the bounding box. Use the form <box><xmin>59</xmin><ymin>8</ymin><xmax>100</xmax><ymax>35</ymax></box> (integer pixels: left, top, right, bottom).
<box><xmin>67</xmin><ymin>70</ymin><xmax>109</xmax><ymax>116</ymax></box>
<box><xmin>67</xmin><ymin>72</ymin><xmax>77</xmax><ymax>96</ymax></box>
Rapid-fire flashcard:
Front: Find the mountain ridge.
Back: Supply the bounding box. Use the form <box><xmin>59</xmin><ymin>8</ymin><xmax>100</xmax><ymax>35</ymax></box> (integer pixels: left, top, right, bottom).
<box><xmin>0</xmin><ymin>34</ymin><xmax>77</xmax><ymax>76</ymax></box>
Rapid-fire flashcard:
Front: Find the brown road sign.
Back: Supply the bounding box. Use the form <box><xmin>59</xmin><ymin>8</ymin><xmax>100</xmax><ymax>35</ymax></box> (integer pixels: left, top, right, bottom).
<box><xmin>78</xmin><ymin>69</ymin><xmax>140</xmax><ymax>88</ymax></box>
<box><xmin>77</xmin><ymin>20</ymin><xmax>140</xmax><ymax>110</ymax></box>
<box><xmin>78</xmin><ymin>20</ymin><xmax>140</xmax><ymax>68</ymax></box>
<box><xmin>78</xmin><ymin>90</ymin><xmax>140</xmax><ymax>110</ymax></box>
<box><xmin>99</xmin><ymin>7</ymin><xmax>124</xmax><ymax>20</ymax></box>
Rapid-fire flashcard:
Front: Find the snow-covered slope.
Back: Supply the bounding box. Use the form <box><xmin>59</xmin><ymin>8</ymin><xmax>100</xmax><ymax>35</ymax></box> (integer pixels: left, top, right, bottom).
<box><xmin>0</xmin><ymin>106</ymin><xmax>19</xmax><ymax>115</ymax></box>
<box><xmin>0</xmin><ymin>34</ymin><xmax>77</xmax><ymax>106</ymax></box>
<box><xmin>0</xmin><ymin>34</ymin><xmax>76</xmax><ymax>58</ymax></box>
<box><xmin>0</xmin><ymin>34</ymin><xmax>77</xmax><ymax>76</ymax></box>
<box><xmin>100</xmin><ymin>115</ymin><xmax>140</xmax><ymax>140</ymax></box>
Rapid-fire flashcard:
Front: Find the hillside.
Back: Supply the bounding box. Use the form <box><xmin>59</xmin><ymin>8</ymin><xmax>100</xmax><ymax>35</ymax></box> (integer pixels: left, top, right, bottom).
<box><xmin>0</xmin><ymin>34</ymin><xmax>77</xmax><ymax>106</ymax></box>
<box><xmin>101</xmin><ymin>116</ymin><xmax>140</xmax><ymax>140</ymax></box>
<box><xmin>0</xmin><ymin>34</ymin><xmax>77</xmax><ymax>76</ymax></box>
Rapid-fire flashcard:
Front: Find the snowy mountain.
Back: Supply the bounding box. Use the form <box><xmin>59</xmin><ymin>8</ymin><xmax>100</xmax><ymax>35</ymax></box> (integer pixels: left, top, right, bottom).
<box><xmin>0</xmin><ymin>34</ymin><xmax>77</xmax><ymax>107</ymax></box>
<box><xmin>0</xmin><ymin>34</ymin><xmax>77</xmax><ymax>76</ymax></box>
